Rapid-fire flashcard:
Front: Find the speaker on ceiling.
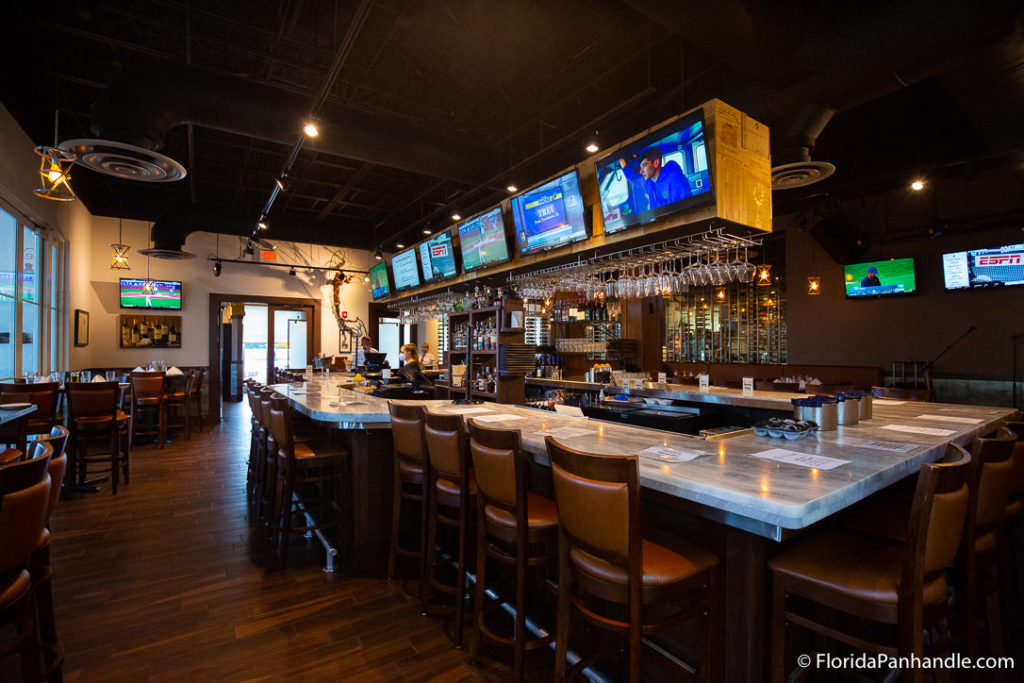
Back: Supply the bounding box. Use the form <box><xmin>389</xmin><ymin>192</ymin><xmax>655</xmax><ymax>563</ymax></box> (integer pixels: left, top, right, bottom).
<box><xmin>809</xmin><ymin>213</ymin><xmax>870</xmax><ymax>264</ymax></box>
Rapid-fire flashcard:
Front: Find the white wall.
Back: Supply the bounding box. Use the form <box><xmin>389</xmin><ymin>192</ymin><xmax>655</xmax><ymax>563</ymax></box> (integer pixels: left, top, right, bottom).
<box><xmin>84</xmin><ymin>217</ymin><xmax>372</xmax><ymax>368</ymax></box>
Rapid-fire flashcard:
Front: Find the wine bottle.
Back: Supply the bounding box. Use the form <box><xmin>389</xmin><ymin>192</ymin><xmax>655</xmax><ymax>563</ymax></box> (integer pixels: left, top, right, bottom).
<box><xmin>168</xmin><ymin>322</ymin><xmax>178</xmax><ymax>345</ymax></box>
<box><xmin>131</xmin><ymin>319</ymin><xmax>140</xmax><ymax>345</ymax></box>
<box><xmin>121</xmin><ymin>319</ymin><xmax>130</xmax><ymax>346</ymax></box>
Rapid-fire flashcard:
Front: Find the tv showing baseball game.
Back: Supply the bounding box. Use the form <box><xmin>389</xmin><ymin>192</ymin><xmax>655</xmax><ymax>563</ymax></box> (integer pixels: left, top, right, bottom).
<box><xmin>119</xmin><ymin>278</ymin><xmax>182</xmax><ymax>309</ymax></box>
<box><xmin>843</xmin><ymin>258</ymin><xmax>916</xmax><ymax>298</ymax></box>
<box><xmin>418</xmin><ymin>230</ymin><xmax>458</xmax><ymax>282</ymax></box>
<box><xmin>369</xmin><ymin>261</ymin><xmax>391</xmax><ymax>300</ymax></box>
<box><xmin>594</xmin><ymin>110</ymin><xmax>714</xmax><ymax>235</ymax></box>
<box><xmin>942</xmin><ymin>242</ymin><xmax>1024</xmax><ymax>290</ymax></box>
<box><xmin>391</xmin><ymin>248</ymin><xmax>420</xmax><ymax>291</ymax></box>
<box><xmin>511</xmin><ymin>169</ymin><xmax>588</xmax><ymax>255</ymax></box>
<box><xmin>458</xmin><ymin>207</ymin><xmax>510</xmax><ymax>272</ymax></box>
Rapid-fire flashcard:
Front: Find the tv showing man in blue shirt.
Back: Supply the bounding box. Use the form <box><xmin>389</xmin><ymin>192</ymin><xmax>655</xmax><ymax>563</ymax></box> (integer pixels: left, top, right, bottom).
<box><xmin>620</xmin><ymin>146</ymin><xmax>691</xmax><ymax>210</ymax></box>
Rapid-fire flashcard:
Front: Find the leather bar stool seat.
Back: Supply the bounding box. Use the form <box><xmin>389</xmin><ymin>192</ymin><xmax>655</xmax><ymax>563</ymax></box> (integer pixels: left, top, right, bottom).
<box><xmin>398</xmin><ymin>458</ymin><xmax>425</xmax><ymax>484</ymax></box>
<box><xmin>769</xmin><ymin>442</ymin><xmax>970</xmax><ymax>683</ymax></box>
<box><xmin>387</xmin><ymin>403</ymin><xmax>429</xmax><ymax>585</ymax></box>
<box><xmin>469</xmin><ymin>420</ymin><xmax>558</xmax><ymax>680</ymax></box>
<box><xmin>546</xmin><ymin>437</ymin><xmax>718</xmax><ymax>683</ymax></box>
<box><xmin>435</xmin><ymin>469</ymin><xmax>476</xmax><ymax>503</ymax></box>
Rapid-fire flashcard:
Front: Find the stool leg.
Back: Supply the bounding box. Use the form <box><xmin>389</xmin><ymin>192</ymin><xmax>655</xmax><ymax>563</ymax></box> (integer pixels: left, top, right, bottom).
<box><xmin>514</xmin><ymin>525</ymin><xmax>527</xmax><ymax>679</ymax></box>
<box><xmin>110</xmin><ymin>424</ymin><xmax>120</xmax><ymax>495</ymax></box>
<box><xmin>419</xmin><ymin>469</ymin><xmax>430</xmax><ymax>612</ymax></box>
<box><xmin>700</xmin><ymin>569</ymin><xmax>717</xmax><ymax>683</ymax></box>
<box><xmin>121</xmin><ymin>425</ymin><xmax>130</xmax><ymax>486</ymax></box>
<box><xmin>158</xmin><ymin>404</ymin><xmax>166</xmax><ymax>449</ymax></box>
<box><xmin>454</xmin><ymin>489</ymin><xmax>469</xmax><ymax>648</ymax></box>
<box><xmin>770</xmin><ymin>574</ymin><xmax>787</xmax><ymax>683</ymax></box>
<box><xmin>555</xmin><ymin>530</ymin><xmax>570</xmax><ymax>682</ymax></box>
<box><xmin>423</xmin><ymin>477</ymin><xmax>439</xmax><ymax>617</ymax></box>
<box><xmin>387</xmin><ymin>454</ymin><xmax>403</xmax><ymax>579</ymax></box>
<box><xmin>471</xmin><ymin>501</ymin><xmax>488</xmax><ymax>661</ymax></box>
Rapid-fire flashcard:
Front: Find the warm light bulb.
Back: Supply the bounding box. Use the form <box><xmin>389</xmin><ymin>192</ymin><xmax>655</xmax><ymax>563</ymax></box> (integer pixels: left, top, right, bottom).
<box><xmin>585</xmin><ymin>142</ymin><xmax>599</xmax><ymax>153</ymax></box>
<box><xmin>395</xmin><ymin>243</ymin><xmax>404</xmax><ymax>249</ymax></box>
<box><xmin>303</xmin><ymin>123</ymin><xmax>319</xmax><ymax>137</ymax></box>
<box><xmin>506</xmin><ymin>184</ymin><xmax>518</xmax><ymax>193</ymax></box>
<box><xmin>451</xmin><ymin>213</ymin><xmax>461</xmax><ymax>221</ymax></box>
<box><xmin>47</xmin><ymin>162</ymin><xmax>64</xmax><ymax>183</ymax></box>
<box><xmin>423</xmin><ymin>229</ymin><xmax>431</xmax><ymax>235</ymax></box>
<box><xmin>911</xmin><ymin>180</ymin><xmax>924</xmax><ymax>191</ymax></box>
<box><xmin>363</xmin><ymin>275</ymin><xmax>370</xmax><ymax>283</ymax></box>
<box><xmin>257</xmin><ymin>220</ymin><xmax>268</xmax><ymax>230</ymax></box>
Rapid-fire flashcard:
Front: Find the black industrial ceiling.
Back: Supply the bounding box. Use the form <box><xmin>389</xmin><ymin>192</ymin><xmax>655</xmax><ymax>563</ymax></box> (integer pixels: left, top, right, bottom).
<box><xmin>2</xmin><ymin>0</ymin><xmax>1022</xmax><ymax>252</ymax></box>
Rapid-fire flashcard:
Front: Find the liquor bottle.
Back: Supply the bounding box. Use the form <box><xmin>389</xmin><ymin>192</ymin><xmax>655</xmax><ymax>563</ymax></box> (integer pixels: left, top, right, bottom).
<box><xmin>486</xmin><ymin>368</ymin><xmax>496</xmax><ymax>394</ymax></box>
<box><xmin>131</xmin><ymin>319</ymin><xmax>140</xmax><ymax>345</ymax></box>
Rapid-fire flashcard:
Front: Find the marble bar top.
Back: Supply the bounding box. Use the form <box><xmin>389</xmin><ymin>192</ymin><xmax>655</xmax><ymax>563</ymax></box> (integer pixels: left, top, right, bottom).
<box><xmin>269</xmin><ymin>376</ymin><xmax>1018</xmax><ymax>540</ymax></box>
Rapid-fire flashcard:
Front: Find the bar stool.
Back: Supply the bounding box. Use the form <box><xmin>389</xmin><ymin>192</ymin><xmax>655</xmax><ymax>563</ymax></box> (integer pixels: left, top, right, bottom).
<box><xmin>27</xmin><ymin>426</ymin><xmax>68</xmax><ymax>680</ymax></box>
<box><xmin>265</xmin><ymin>395</ymin><xmax>347</xmax><ymax>569</ymax></box>
<box><xmin>422</xmin><ymin>409</ymin><xmax>476</xmax><ymax>646</ymax></box>
<box><xmin>1003</xmin><ymin>422</ymin><xmax>1024</xmax><ymax>606</ymax></box>
<box><xmin>956</xmin><ymin>426</ymin><xmax>1016</xmax><ymax>663</ymax></box>
<box><xmin>164</xmin><ymin>370</ymin><xmax>194</xmax><ymax>440</ymax></box>
<box><xmin>66</xmin><ymin>381</ymin><xmax>131</xmax><ymax>494</ymax></box>
<box><xmin>255</xmin><ymin>387</ymin><xmax>278</xmax><ymax>525</ymax></box>
<box><xmin>190</xmin><ymin>368</ymin><xmax>206</xmax><ymax>433</ymax></box>
<box><xmin>0</xmin><ymin>382</ymin><xmax>60</xmax><ymax>452</ymax></box>
<box><xmin>244</xmin><ymin>380</ymin><xmax>264</xmax><ymax>511</ymax></box>
<box><xmin>0</xmin><ymin>445</ymin><xmax>52</xmax><ymax>681</ymax></box>
<box><xmin>545</xmin><ymin>437</ymin><xmax>719</xmax><ymax>682</ymax></box>
<box><xmin>769</xmin><ymin>442</ymin><xmax>970</xmax><ymax>683</ymax></box>
<box><xmin>468</xmin><ymin>420</ymin><xmax>558</xmax><ymax>679</ymax></box>
<box><xmin>130</xmin><ymin>371</ymin><xmax>166</xmax><ymax>449</ymax></box>
<box><xmin>387</xmin><ymin>403</ymin><xmax>429</xmax><ymax>585</ymax></box>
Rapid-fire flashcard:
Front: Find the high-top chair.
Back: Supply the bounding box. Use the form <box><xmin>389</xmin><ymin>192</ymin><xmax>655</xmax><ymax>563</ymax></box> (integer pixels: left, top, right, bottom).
<box><xmin>1003</xmin><ymin>422</ymin><xmax>1024</xmax><ymax>606</ymax></box>
<box><xmin>872</xmin><ymin>385</ymin><xmax>930</xmax><ymax>401</ymax></box>
<box><xmin>255</xmin><ymin>387</ymin><xmax>278</xmax><ymax>524</ymax></box>
<box><xmin>956</xmin><ymin>426</ymin><xmax>1016</xmax><ymax>663</ymax></box>
<box><xmin>164</xmin><ymin>370</ymin><xmax>194</xmax><ymax>441</ymax></box>
<box><xmin>0</xmin><ymin>382</ymin><xmax>60</xmax><ymax>452</ymax></box>
<box><xmin>468</xmin><ymin>420</ymin><xmax>558</xmax><ymax>679</ymax></box>
<box><xmin>387</xmin><ymin>403</ymin><xmax>429</xmax><ymax>584</ymax></box>
<box><xmin>0</xmin><ymin>445</ymin><xmax>52</xmax><ymax>681</ymax></box>
<box><xmin>546</xmin><ymin>437</ymin><xmax>719</xmax><ymax>682</ymax></box>
<box><xmin>244</xmin><ymin>380</ymin><xmax>264</xmax><ymax>512</ymax></box>
<box><xmin>190</xmin><ymin>368</ymin><xmax>206</xmax><ymax>433</ymax></box>
<box><xmin>130</xmin><ymin>371</ymin><xmax>166</xmax><ymax>449</ymax></box>
<box><xmin>26</xmin><ymin>427</ymin><xmax>68</xmax><ymax>680</ymax></box>
<box><xmin>265</xmin><ymin>395</ymin><xmax>347</xmax><ymax>569</ymax></box>
<box><xmin>769</xmin><ymin>443</ymin><xmax>971</xmax><ymax>683</ymax></box>
<box><xmin>66</xmin><ymin>381</ymin><xmax>130</xmax><ymax>494</ymax></box>
<box><xmin>422</xmin><ymin>409</ymin><xmax>476</xmax><ymax>646</ymax></box>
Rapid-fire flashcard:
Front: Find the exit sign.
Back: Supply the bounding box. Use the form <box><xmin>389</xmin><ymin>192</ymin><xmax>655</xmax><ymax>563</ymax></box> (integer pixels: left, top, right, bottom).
<box><xmin>260</xmin><ymin>250</ymin><xmax>277</xmax><ymax>261</ymax></box>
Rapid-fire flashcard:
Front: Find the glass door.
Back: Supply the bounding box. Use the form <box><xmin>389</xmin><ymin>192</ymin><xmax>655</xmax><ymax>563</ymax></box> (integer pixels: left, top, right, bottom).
<box><xmin>270</xmin><ymin>306</ymin><xmax>312</xmax><ymax>375</ymax></box>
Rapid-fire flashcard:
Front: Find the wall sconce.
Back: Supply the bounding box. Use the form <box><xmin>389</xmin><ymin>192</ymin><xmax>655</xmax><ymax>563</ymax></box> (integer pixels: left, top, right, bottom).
<box><xmin>756</xmin><ymin>265</ymin><xmax>772</xmax><ymax>286</ymax></box>
<box><xmin>807</xmin><ymin>276</ymin><xmax>821</xmax><ymax>295</ymax></box>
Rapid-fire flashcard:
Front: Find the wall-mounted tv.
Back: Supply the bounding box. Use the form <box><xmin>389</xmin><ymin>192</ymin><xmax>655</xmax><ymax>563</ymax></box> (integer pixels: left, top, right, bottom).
<box><xmin>391</xmin><ymin>248</ymin><xmax>420</xmax><ymax>291</ymax></box>
<box><xmin>942</xmin><ymin>242</ymin><xmax>1024</xmax><ymax>290</ymax></box>
<box><xmin>458</xmin><ymin>207</ymin><xmax>510</xmax><ymax>272</ymax></box>
<box><xmin>369</xmin><ymin>261</ymin><xmax>391</xmax><ymax>300</ymax></box>
<box><xmin>594</xmin><ymin>110</ymin><xmax>714</xmax><ymax>236</ymax></box>
<box><xmin>120</xmin><ymin>278</ymin><xmax>182</xmax><ymax>309</ymax></box>
<box><xmin>511</xmin><ymin>169</ymin><xmax>588</xmax><ymax>255</ymax></box>
<box><xmin>419</xmin><ymin>230</ymin><xmax>457</xmax><ymax>282</ymax></box>
<box><xmin>843</xmin><ymin>258</ymin><xmax>916</xmax><ymax>298</ymax></box>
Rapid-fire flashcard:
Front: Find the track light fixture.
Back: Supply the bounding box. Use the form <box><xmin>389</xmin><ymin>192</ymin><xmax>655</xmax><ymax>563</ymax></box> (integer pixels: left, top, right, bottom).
<box><xmin>275</xmin><ymin>175</ymin><xmax>288</xmax><ymax>192</ymax></box>
<box><xmin>506</xmin><ymin>184</ymin><xmax>518</xmax><ymax>193</ymax></box>
<box><xmin>303</xmin><ymin>122</ymin><xmax>319</xmax><ymax>137</ymax></box>
<box><xmin>451</xmin><ymin>212</ymin><xmax>461</xmax><ymax>221</ymax></box>
<box><xmin>257</xmin><ymin>219</ymin><xmax>268</xmax><ymax>230</ymax></box>
<box><xmin>374</xmin><ymin>247</ymin><xmax>383</xmax><ymax>261</ymax></box>
<box><xmin>289</xmin><ymin>267</ymin><xmax>297</xmax><ymax>276</ymax></box>
<box><xmin>395</xmin><ymin>242</ymin><xmax>404</xmax><ymax>249</ymax></box>
<box><xmin>213</xmin><ymin>260</ymin><xmax>222</xmax><ymax>277</ymax></box>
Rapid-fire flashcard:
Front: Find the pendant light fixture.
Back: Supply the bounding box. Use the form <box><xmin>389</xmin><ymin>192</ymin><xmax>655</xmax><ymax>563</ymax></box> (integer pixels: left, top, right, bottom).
<box><xmin>807</xmin><ymin>276</ymin><xmax>821</xmax><ymax>295</ymax></box>
<box><xmin>109</xmin><ymin>217</ymin><xmax>131</xmax><ymax>270</ymax></box>
<box><xmin>756</xmin><ymin>264</ymin><xmax>772</xmax><ymax>286</ymax></box>
<box><xmin>34</xmin><ymin>110</ymin><xmax>76</xmax><ymax>202</ymax></box>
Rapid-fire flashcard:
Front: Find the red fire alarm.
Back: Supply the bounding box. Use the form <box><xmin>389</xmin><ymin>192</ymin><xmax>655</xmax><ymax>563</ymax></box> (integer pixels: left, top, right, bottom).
<box><xmin>341</xmin><ymin>311</ymin><xmax>348</xmax><ymax>319</ymax></box>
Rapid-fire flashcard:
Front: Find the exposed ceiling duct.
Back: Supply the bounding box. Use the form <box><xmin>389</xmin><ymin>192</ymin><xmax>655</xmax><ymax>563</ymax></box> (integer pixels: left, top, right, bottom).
<box><xmin>75</xmin><ymin>63</ymin><xmax>497</xmax><ymax>185</ymax></box>
<box><xmin>620</xmin><ymin>0</ymin><xmax>1024</xmax><ymax>189</ymax></box>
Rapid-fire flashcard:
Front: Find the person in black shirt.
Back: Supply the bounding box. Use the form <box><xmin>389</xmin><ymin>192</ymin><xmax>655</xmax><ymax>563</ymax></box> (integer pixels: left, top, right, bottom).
<box><xmin>396</xmin><ymin>343</ymin><xmax>433</xmax><ymax>386</ymax></box>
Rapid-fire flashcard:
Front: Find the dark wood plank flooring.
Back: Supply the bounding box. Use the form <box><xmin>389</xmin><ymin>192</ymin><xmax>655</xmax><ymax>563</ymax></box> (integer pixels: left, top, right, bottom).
<box><xmin>5</xmin><ymin>400</ymin><xmax>514</xmax><ymax>682</ymax></box>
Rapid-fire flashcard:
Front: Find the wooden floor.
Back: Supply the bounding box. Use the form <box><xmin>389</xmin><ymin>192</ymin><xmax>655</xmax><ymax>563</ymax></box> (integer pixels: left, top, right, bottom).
<box><xmin>3</xmin><ymin>400</ymin><xmax>514</xmax><ymax>682</ymax></box>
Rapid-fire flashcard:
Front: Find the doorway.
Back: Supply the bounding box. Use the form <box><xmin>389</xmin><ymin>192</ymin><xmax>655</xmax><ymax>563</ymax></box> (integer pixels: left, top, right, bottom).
<box><xmin>378</xmin><ymin>317</ymin><xmax>415</xmax><ymax>367</ymax></box>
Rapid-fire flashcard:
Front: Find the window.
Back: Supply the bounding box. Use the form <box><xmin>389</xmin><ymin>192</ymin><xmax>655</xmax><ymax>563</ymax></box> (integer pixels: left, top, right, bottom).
<box><xmin>0</xmin><ymin>204</ymin><xmax>66</xmax><ymax>377</ymax></box>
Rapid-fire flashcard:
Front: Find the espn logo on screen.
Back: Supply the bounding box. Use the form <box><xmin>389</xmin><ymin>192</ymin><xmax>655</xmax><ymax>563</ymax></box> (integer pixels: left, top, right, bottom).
<box><xmin>976</xmin><ymin>253</ymin><xmax>1023</xmax><ymax>266</ymax></box>
<box><xmin>431</xmin><ymin>244</ymin><xmax>449</xmax><ymax>258</ymax></box>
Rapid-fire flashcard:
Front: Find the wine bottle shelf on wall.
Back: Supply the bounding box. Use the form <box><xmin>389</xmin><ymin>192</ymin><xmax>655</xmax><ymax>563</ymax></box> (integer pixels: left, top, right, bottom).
<box><xmin>119</xmin><ymin>314</ymin><xmax>182</xmax><ymax>349</ymax></box>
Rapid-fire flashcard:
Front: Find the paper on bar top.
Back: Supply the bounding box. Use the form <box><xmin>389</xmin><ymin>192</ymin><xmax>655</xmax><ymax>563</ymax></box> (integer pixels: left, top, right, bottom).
<box><xmin>880</xmin><ymin>424</ymin><xmax>956</xmax><ymax>437</ymax></box>
<box><xmin>871</xmin><ymin>399</ymin><xmax>906</xmax><ymax>405</ymax></box>
<box><xmin>840</xmin><ymin>437</ymin><xmax>918</xmax><ymax>453</ymax></box>
<box><xmin>444</xmin><ymin>406</ymin><xmax>493</xmax><ymax>415</ymax></box>
<box><xmin>915</xmin><ymin>414</ymin><xmax>983</xmax><ymax>424</ymax></box>
<box><xmin>751</xmin><ymin>449</ymin><xmax>850</xmax><ymax>470</ymax></box>
<box><xmin>535</xmin><ymin>427</ymin><xmax>598</xmax><ymax>439</ymax></box>
<box><xmin>635</xmin><ymin>446</ymin><xmax>706</xmax><ymax>462</ymax></box>
<box><xmin>470</xmin><ymin>414</ymin><xmax>527</xmax><ymax>423</ymax></box>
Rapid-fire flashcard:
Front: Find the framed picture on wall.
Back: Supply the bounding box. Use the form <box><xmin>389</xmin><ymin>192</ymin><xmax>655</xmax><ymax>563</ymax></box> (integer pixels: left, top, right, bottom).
<box><xmin>338</xmin><ymin>332</ymin><xmax>354</xmax><ymax>354</ymax></box>
<box><xmin>74</xmin><ymin>309</ymin><xmax>89</xmax><ymax>347</ymax></box>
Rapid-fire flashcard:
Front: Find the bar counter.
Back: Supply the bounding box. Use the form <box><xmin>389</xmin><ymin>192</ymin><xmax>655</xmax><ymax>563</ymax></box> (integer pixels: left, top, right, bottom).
<box><xmin>272</xmin><ymin>375</ymin><xmax>1014</xmax><ymax>538</ymax></box>
<box><xmin>269</xmin><ymin>375</ymin><xmax>1017</xmax><ymax>682</ymax></box>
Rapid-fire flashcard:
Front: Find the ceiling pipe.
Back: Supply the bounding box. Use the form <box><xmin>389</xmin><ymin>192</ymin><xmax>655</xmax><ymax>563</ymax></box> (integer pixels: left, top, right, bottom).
<box><xmin>87</xmin><ymin>63</ymin><xmax>496</xmax><ymax>184</ymax></box>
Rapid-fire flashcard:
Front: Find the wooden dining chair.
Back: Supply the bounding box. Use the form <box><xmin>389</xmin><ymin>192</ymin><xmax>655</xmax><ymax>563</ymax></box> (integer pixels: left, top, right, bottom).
<box><xmin>769</xmin><ymin>443</ymin><xmax>970</xmax><ymax>683</ymax></box>
<box><xmin>164</xmin><ymin>371</ymin><xmax>194</xmax><ymax>440</ymax></box>
<box><xmin>130</xmin><ymin>371</ymin><xmax>166</xmax><ymax>449</ymax></box>
<box><xmin>190</xmin><ymin>368</ymin><xmax>206</xmax><ymax>433</ymax></box>
<box><xmin>66</xmin><ymin>381</ymin><xmax>131</xmax><ymax>494</ymax></box>
<box><xmin>546</xmin><ymin>437</ymin><xmax>719</xmax><ymax>682</ymax></box>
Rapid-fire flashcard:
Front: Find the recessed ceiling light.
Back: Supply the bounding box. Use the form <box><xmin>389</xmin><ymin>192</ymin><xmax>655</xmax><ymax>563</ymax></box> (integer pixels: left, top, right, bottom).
<box><xmin>395</xmin><ymin>243</ymin><xmax>404</xmax><ymax>249</ymax></box>
<box><xmin>423</xmin><ymin>229</ymin><xmax>431</xmax><ymax>235</ymax></box>
<box><xmin>451</xmin><ymin>213</ymin><xmax>461</xmax><ymax>221</ymax></box>
<box><xmin>506</xmin><ymin>184</ymin><xmax>518</xmax><ymax>193</ymax></box>
<box><xmin>303</xmin><ymin>123</ymin><xmax>319</xmax><ymax>137</ymax></box>
<box><xmin>585</xmin><ymin>142</ymin><xmax>599</xmax><ymax>153</ymax></box>
<box><xmin>911</xmin><ymin>180</ymin><xmax>925</xmax><ymax>191</ymax></box>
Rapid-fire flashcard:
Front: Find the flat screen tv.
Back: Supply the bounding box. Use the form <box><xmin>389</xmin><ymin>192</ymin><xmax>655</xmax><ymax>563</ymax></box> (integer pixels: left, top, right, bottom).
<box><xmin>594</xmin><ymin>110</ymin><xmax>714</xmax><ymax>235</ymax></box>
<box><xmin>418</xmin><ymin>230</ymin><xmax>458</xmax><ymax>282</ymax></box>
<box><xmin>391</xmin><ymin>248</ymin><xmax>420</xmax><ymax>291</ymax></box>
<box><xmin>942</xmin><ymin>242</ymin><xmax>1024</xmax><ymax>290</ymax></box>
<box><xmin>843</xmin><ymin>258</ymin><xmax>916</xmax><ymax>298</ymax></box>
<box><xmin>458</xmin><ymin>206</ymin><xmax>510</xmax><ymax>272</ymax></box>
<box><xmin>369</xmin><ymin>261</ymin><xmax>391</xmax><ymax>300</ymax></box>
<box><xmin>119</xmin><ymin>278</ymin><xmax>182</xmax><ymax>309</ymax></box>
<box><xmin>511</xmin><ymin>169</ymin><xmax>588</xmax><ymax>255</ymax></box>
